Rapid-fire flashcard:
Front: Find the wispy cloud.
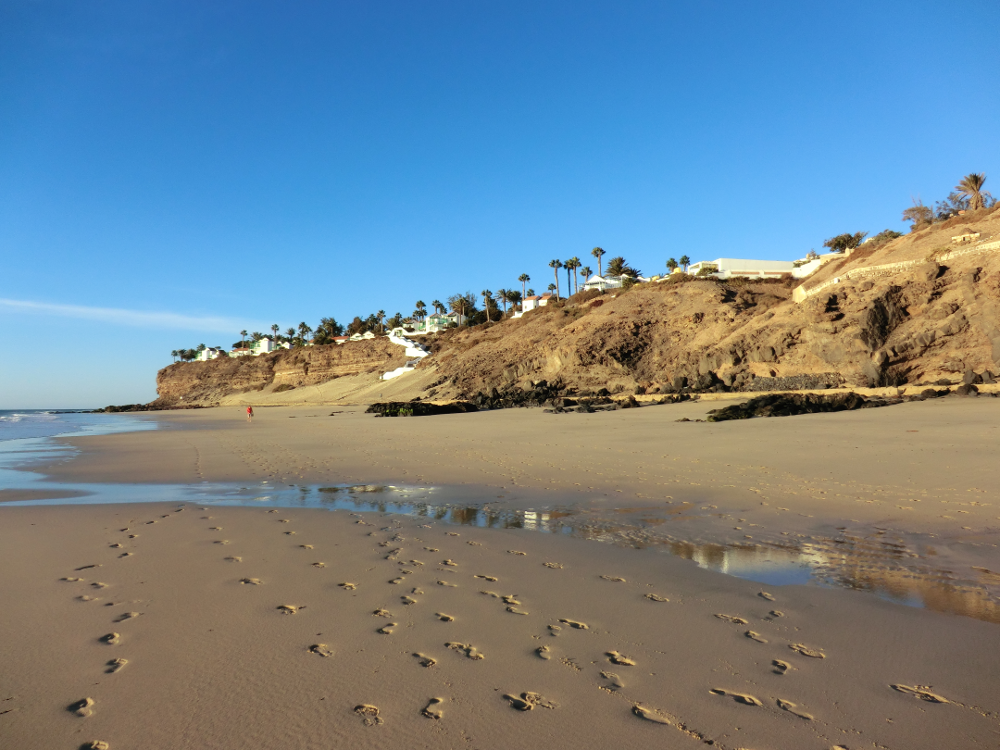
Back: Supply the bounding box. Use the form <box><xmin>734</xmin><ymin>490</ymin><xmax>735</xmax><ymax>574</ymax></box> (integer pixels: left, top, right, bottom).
<box><xmin>0</xmin><ymin>298</ymin><xmax>248</xmax><ymax>333</ymax></box>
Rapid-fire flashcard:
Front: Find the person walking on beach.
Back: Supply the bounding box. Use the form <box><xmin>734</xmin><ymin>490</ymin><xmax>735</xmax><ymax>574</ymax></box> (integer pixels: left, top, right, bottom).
<box><xmin>246</xmin><ymin>405</ymin><xmax>254</xmax><ymax>422</ymax></box>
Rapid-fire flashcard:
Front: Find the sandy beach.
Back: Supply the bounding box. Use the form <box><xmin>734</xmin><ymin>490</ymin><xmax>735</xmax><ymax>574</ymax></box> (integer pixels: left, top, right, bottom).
<box><xmin>2</xmin><ymin>399</ymin><xmax>1000</xmax><ymax>749</ymax></box>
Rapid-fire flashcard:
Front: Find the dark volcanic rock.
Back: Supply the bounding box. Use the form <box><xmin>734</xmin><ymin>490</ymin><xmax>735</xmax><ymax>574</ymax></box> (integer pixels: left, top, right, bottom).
<box><xmin>743</xmin><ymin>373</ymin><xmax>842</xmax><ymax>392</ymax></box>
<box><xmin>366</xmin><ymin>401</ymin><xmax>478</xmax><ymax>417</ymax></box>
<box><xmin>706</xmin><ymin>392</ymin><xmax>900</xmax><ymax>422</ymax></box>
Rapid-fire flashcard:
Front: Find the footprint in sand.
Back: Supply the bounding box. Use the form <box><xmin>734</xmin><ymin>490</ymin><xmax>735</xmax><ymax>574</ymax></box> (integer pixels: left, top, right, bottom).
<box><xmin>758</xmin><ymin>591</ymin><xmax>775</xmax><ymax>601</ymax></box>
<box><xmin>118</xmin><ymin>552</ymin><xmax>132</xmax><ymax>558</ymax></box>
<box><xmin>283</xmin><ymin>531</ymin><xmax>296</xmax><ymax>536</ymax></box>
<box><xmin>558</xmin><ymin>619</ymin><xmax>588</xmax><ymax>630</ymax></box>
<box><xmin>745</xmin><ymin>631</ymin><xmax>768</xmax><ymax>643</ymax></box>
<box><xmin>61</xmin><ymin>577</ymin><xmax>84</xmax><ymax>583</ymax></box>
<box><xmin>507</xmin><ymin>550</ymin><xmax>526</xmax><ymax>556</ymax></box>
<box><xmin>536</xmin><ymin>645</ymin><xmax>552</xmax><ymax>660</ymax></box>
<box><xmin>789</xmin><ymin>643</ymin><xmax>825</xmax><ymax>659</ymax></box>
<box><xmin>644</xmin><ymin>594</ymin><xmax>669</xmax><ymax>602</ymax></box>
<box><xmin>503</xmin><ymin>692</ymin><xmax>557</xmax><ymax>710</ymax></box>
<box><xmin>373</xmin><ymin>609</ymin><xmax>392</xmax><ymax>618</ymax></box>
<box><xmin>411</xmin><ymin>587</ymin><xmax>424</xmax><ymax>595</ymax></box>
<box><xmin>632</xmin><ymin>704</ymin><xmax>673</xmax><ymax>724</ymax></box>
<box><xmin>267</xmin><ymin>509</ymin><xmax>279</xmax><ymax>514</ymax></box>
<box><xmin>100</xmin><ymin>633</ymin><xmax>120</xmax><ymax>645</ymax></box>
<box><xmin>299</xmin><ymin>545</ymin><xmax>314</xmax><ymax>550</ymax></box>
<box><xmin>710</xmin><ymin>689</ymin><xmax>762</xmax><ymax>706</ymax></box>
<box><xmin>599</xmin><ymin>575</ymin><xmax>626</xmax><ymax>583</ymax></box>
<box><xmin>76</xmin><ymin>596</ymin><xmax>98</xmax><ymax>602</ymax></box>
<box><xmin>91</xmin><ymin>582</ymin><xmax>108</xmax><ymax>589</ymax></box>
<box><xmin>480</xmin><ymin>590</ymin><xmax>500</xmax><ymax>599</ymax></box>
<box><xmin>214</xmin><ymin>540</ymin><xmax>230</xmax><ymax>545</ymax></box>
<box><xmin>308</xmin><ymin>644</ymin><xmax>334</xmax><ymax>657</ymax></box>
<box><xmin>891</xmin><ymin>684</ymin><xmax>950</xmax><ymax>703</ymax></box>
<box><xmin>436</xmin><ymin>580</ymin><xmax>458</xmax><ymax>587</ymax></box>
<box><xmin>277</xmin><ymin>605</ymin><xmax>299</xmax><ymax>615</ymax></box>
<box><xmin>388</xmin><ymin>578</ymin><xmax>404</xmax><ymax>585</ymax></box>
<box><xmin>768</xmin><ymin>610</ymin><xmax>784</xmax><ymax>618</ymax></box>
<box><xmin>446</xmin><ymin>532</ymin><xmax>460</xmax><ymax>537</ymax></box>
<box><xmin>401</xmin><ymin>596</ymin><xmax>417</xmax><ymax>605</ymax></box>
<box><xmin>435</xmin><ymin>613</ymin><xmax>455</xmax><ymax>622</ymax></box>
<box><xmin>68</xmin><ymin>698</ymin><xmax>95</xmax><ymax>717</ymax></box>
<box><xmin>502</xmin><ymin>595</ymin><xmax>520</xmax><ymax>605</ymax></box>
<box><xmin>506</xmin><ymin>607</ymin><xmax>529</xmax><ymax>615</ymax></box>
<box><xmin>772</xmin><ymin>659</ymin><xmax>793</xmax><ymax>675</ymax></box>
<box><xmin>106</xmin><ymin>658</ymin><xmax>128</xmax><ymax>674</ymax></box>
<box><xmin>339</xmin><ymin>583</ymin><xmax>357</xmax><ymax>591</ymax></box>
<box><xmin>600</xmin><ymin>672</ymin><xmax>624</xmax><ymax>691</ymax></box>
<box><xmin>354</xmin><ymin>704</ymin><xmax>383</xmax><ymax>726</ymax></box>
<box><xmin>278</xmin><ymin>519</ymin><xmax>290</xmax><ymax>524</ymax></box>
<box><xmin>210</xmin><ymin>526</ymin><xmax>222</xmax><ymax>530</ymax></box>
<box><xmin>714</xmin><ymin>614</ymin><xmax>748</xmax><ymax>625</ymax></box>
<box><xmin>239</xmin><ymin>578</ymin><xmax>263</xmax><ymax>586</ymax></box>
<box><xmin>474</xmin><ymin>575</ymin><xmax>498</xmax><ymax>582</ymax></box>
<box><xmin>81</xmin><ymin>741</ymin><xmax>109</xmax><ymax>750</ymax></box>
<box><xmin>422</xmin><ymin>697</ymin><xmax>444</xmax><ymax>719</ymax></box>
<box><xmin>311</xmin><ymin>562</ymin><xmax>325</xmax><ymax>568</ymax></box>
<box><xmin>224</xmin><ymin>556</ymin><xmax>242</xmax><ymax>562</ymax></box>
<box><xmin>109</xmin><ymin>544</ymin><xmax>122</xmax><ymax>549</ymax></box>
<box><xmin>441</xmin><ymin>559</ymin><xmax>458</xmax><ymax>567</ymax></box>
<box><xmin>408</xmin><ymin>559</ymin><xmax>425</xmax><ymax>567</ymax></box>
<box><xmin>446</xmin><ymin>642</ymin><xmax>484</xmax><ymax>660</ymax></box>
<box><xmin>467</xmin><ymin>541</ymin><xmax>481</xmax><ymax>546</ymax></box>
<box><xmin>543</xmin><ymin>562</ymin><xmax>563</xmax><ymax>569</ymax></box>
<box><xmin>114</xmin><ymin>612</ymin><xmax>140</xmax><ymax>623</ymax></box>
<box><xmin>413</xmin><ymin>653</ymin><xmax>437</xmax><ymax>667</ymax></box>
<box><xmin>378</xmin><ymin>623</ymin><xmax>397</xmax><ymax>635</ymax></box>
<box><xmin>128</xmin><ymin>535</ymin><xmax>138</xmax><ymax>539</ymax></box>
<box><xmin>424</xmin><ymin>547</ymin><xmax>439</xmax><ymax>552</ymax></box>
<box><xmin>776</xmin><ymin>698</ymin><xmax>814</xmax><ymax>719</ymax></box>
<box><xmin>606</xmin><ymin>651</ymin><xmax>636</xmax><ymax>666</ymax></box>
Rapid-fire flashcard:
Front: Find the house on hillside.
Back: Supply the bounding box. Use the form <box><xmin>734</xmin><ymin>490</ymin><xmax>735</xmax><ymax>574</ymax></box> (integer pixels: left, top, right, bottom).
<box><xmin>230</xmin><ymin>347</ymin><xmax>252</xmax><ymax>357</ymax></box>
<box><xmin>521</xmin><ymin>292</ymin><xmax>557</xmax><ymax>313</ymax></box>
<box><xmin>349</xmin><ymin>331</ymin><xmax>376</xmax><ymax>342</ymax></box>
<box><xmin>197</xmin><ymin>347</ymin><xmax>225</xmax><ymax>361</ymax></box>
<box><xmin>331</xmin><ymin>335</ymin><xmax>349</xmax><ymax>345</ymax></box>
<box><xmin>582</xmin><ymin>274</ymin><xmax>651</xmax><ymax>292</ymax></box>
<box><xmin>252</xmin><ymin>337</ymin><xmax>283</xmax><ymax>355</ymax></box>
<box><xmin>687</xmin><ymin>258</ymin><xmax>796</xmax><ymax>279</ymax></box>
<box><xmin>410</xmin><ymin>311</ymin><xmax>465</xmax><ymax>334</ymax></box>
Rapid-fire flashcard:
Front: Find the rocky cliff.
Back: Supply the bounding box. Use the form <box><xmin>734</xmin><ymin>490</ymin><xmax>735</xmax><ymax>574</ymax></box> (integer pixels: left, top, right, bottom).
<box><xmin>154</xmin><ymin>206</ymin><xmax>1000</xmax><ymax>407</ymax></box>
<box><xmin>153</xmin><ymin>339</ymin><xmax>406</xmax><ymax>406</ymax></box>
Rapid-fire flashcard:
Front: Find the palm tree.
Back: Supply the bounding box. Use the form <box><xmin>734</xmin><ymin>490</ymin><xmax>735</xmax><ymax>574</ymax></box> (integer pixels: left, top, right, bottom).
<box><xmin>270</xmin><ymin>324</ymin><xmax>279</xmax><ymax>341</ymax></box>
<box><xmin>432</xmin><ymin>300</ymin><xmax>444</xmax><ymax>315</ymax></box>
<box><xmin>526</xmin><ymin>288</ymin><xmax>535</xmax><ymax>297</ymax></box>
<box><xmin>569</xmin><ymin>256</ymin><xmax>581</xmax><ymax>293</ymax></box>
<box><xmin>666</xmin><ymin>258</ymin><xmax>678</xmax><ymax>273</ymax></box>
<box><xmin>481</xmin><ymin>290</ymin><xmax>493</xmax><ymax>321</ymax></box>
<box><xmin>606</xmin><ymin>256</ymin><xmax>640</xmax><ymax>277</ymax></box>
<box><xmin>495</xmin><ymin>289</ymin><xmax>508</xmax><ymax>315</ymax></box>
<box><xmin>518</xmin><ymin>273</ymin><xmax>530</xmax><ymax>301</ymax></box>
<box><xmin>679</xmin><ymin>255</ymin><xmax>691</xmax><ymax>272</ymax></box>
<box><xmin>563</xmin><ymin>260</ymin><xmax>574</xmax><ymax>297</ymax></box>
<box><xmin>284</xmin><ymin>327</ymin><xmax>295</xmax><ymax>343</ymax></box>
<box><xmin>375</xmin><ymin>311</ymin><xmax>385</xmax><ymax>333</ymax></box>
<box><xmin>251</xmin><ymin>332</ymin><xmax>263</xmax><ymax>342</ymax></box>
<box><xmin>547</xmin><ymin>283</ymin><xmax>557</xmax><ymax>294</ymax></box>
<box><xmin>298</xmin><ymin>322</ymin><xmax>312</xmax><ymax>342</ymax></box>
<box><xmin>592</xmin><ymin>247</ymin><xmax>606</xmax><ymax>277</ymax></box>
<box><xmin>171</xmin><ymin>349</ymin><xmax>178</xmax><ymax>362</ymax></box>
<box><xmin>240</xmin><ymin>329</ymin><xmax>247</xmax><ymax>348</ymax></box>
<box><xmin>507</xmin><ymin>290</ymin><xmax>522</xmax><ymax>310</ymax></box>
<box><xmin>415</xmin><ymin>301</ymin><xmax>427</xmax><ymax>321</ymax></box>
<box><xmin>580</xmin><ymin>265</ymin><xmax>592</xmax><ymax>282</ymax></box>
<box><xmin>956</xmin><ymin>173</ymin><xmax>992</xmax><ymax>211</ymax></box>
<box><xmin>549</xmin><ymin>260</ymin><xmax>562</xmax><ymax>298</ymax></box>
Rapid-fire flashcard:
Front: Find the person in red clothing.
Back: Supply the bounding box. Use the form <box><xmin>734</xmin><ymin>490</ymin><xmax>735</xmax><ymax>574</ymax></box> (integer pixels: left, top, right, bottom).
<box><xmin>246</xmin><ymin>405</ymin><xmax>254</xmax><ymax>422</ymax></box>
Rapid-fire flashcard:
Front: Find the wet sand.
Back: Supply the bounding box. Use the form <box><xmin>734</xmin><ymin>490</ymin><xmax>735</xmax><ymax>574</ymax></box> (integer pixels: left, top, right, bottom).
<box><xmin>2</xmin><ymin>399</ymin><xmax>1000</xmax><ymax>748</ymax></box>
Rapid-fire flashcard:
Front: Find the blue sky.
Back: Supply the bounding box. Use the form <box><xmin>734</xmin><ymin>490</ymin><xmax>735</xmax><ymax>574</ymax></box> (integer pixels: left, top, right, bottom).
<box><xmin>1</xmin><ymin>1</ymin><xmax>998</xmax><ymax>408</ymax></box>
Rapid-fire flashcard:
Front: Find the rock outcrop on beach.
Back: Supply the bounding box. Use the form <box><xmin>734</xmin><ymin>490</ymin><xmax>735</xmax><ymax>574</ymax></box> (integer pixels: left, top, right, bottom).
<box><xmin>154</xmin><ymin>206</ymin><xmax>1000</xmax><ymax>406</ymax></box>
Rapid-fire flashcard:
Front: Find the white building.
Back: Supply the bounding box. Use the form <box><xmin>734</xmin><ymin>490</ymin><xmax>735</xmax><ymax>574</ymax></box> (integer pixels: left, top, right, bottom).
<box><xmin>348</xmin><ymin>331</ymin><xmax>376</xmax><ymax>342</ymax></box>
<box><xmin>410</xmin><ymin>311</ymin><xmax>466</xmax><ymax>335</ymax></box>
<box><xmin>230</xmin><ymin>347</ymin><xmax>253</xmax><ymax>357</ymax></box>
<box><xmin>686</xmin><ymin>258</ymin><xmax>796</xmax><ymax>279</ymax></box>
<box><xmin>253</xmin><ymin>337</ymin><xmax>277</xmax><ymax>354</ymax></box>
<box><xmin>581</xmin><ymin>274</ymin><xmax>651</xmax><ymax>292</ymax></box>
<box><xmin>521</xmin><ymin>292</ymin><xmax>557</xmax><ymax>313</ymax></box>
<box><xmin>197</xmin><ymin>347</ymin><xmax>225</xmax><ymax>361</ymax></box>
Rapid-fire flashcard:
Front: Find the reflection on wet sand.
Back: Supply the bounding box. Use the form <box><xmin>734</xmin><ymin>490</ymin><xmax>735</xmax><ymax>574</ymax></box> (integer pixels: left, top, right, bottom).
<box><xmin>6</xmin><ymin>479</ymin><xmax>1000</xmax><ymax>625</ymax></box>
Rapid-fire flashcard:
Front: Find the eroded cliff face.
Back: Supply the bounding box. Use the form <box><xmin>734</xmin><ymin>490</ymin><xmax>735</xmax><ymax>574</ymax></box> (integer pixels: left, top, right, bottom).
<box><xmin>153</xmin><ymin>339</ymin><xmax>406</xmax><ymax>406</ymax></box>
<box><xmin>421</xmin><ymin>209</ymin><xmax>1000</xmax><ymax>399</ymax></box>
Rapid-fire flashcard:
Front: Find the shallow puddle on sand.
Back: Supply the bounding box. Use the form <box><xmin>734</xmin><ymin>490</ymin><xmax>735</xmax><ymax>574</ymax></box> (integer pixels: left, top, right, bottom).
<box><xmin>4</xmin><ymin>475</ymin><xmax>999</xmax><ymax>624</ymax></box>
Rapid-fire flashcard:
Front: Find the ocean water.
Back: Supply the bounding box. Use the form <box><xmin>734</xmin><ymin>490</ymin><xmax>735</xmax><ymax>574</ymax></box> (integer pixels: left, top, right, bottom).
<box><xmin>0</xmin><ymin>409</ymin><xmax>157</xmax><ymax>443</ymax></box>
